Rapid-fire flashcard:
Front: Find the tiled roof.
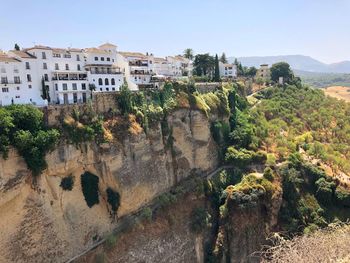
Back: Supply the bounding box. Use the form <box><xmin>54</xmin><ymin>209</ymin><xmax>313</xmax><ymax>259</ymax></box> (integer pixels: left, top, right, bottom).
<box><xmin>10</xmin><ymin>50</ymin><xmax>37</xmax><ymax>59</ymax></box>
<box><xmin>0</xmin><ymin>54</ymin><xmax>21</xmax><ymax>63</ymax></box>
<box><xmin>85</xmin><ymin>47</ymin><xmax>109</xmax><ymax>54</ymax></box>
<box><xmin>25</xmin><ymin>45</ymin><xmax>83</xmax><ymax>53</ymax></box>
<box><xmin>119</xmin><ymin>51</ymin><xmax>148</xmax><ymax>59</ymax></box>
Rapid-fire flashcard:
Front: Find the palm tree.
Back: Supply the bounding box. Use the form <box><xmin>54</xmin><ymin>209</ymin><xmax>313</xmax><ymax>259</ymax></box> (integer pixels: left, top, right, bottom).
<box><xmin>183</xmin><ymin>48</ymin><xmax>194</xmax><ymax>60</ymax></box>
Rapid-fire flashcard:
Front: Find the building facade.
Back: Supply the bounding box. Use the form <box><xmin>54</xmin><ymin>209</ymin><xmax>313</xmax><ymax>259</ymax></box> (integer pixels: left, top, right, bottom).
<box><xmin>219</xmin><ymin>62</ymin><xmax>237</xmax><ymax>79</ymax></box>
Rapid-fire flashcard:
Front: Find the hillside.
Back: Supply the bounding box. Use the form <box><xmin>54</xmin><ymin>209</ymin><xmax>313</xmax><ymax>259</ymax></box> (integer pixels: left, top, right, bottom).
<box><xmin>229</xmin><ymin>55</ymin><xmax>350</xmax><ymax>73</ymax></box>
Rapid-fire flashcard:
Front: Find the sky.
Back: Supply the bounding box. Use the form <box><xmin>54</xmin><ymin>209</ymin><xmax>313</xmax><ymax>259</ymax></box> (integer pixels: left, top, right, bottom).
<box><xmin>1</xmin><ymin>0</ymin><xmax>349</xmax><ymax>64</ymax></box>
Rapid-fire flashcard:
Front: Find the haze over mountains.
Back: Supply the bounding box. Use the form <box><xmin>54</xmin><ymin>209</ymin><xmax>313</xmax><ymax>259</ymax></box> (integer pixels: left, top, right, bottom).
<box><xmin>228</xmin><ymin>55</ymin><xmax>350</xmax><ymax>74</ymax></box>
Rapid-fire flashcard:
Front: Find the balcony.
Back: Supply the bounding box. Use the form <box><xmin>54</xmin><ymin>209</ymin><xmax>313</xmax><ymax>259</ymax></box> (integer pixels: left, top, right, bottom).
<box><xmin>1</xmin><ymin>80</ymin><xmax>21</xmax><ymax>85</ymax></box>
<box><xmin>129</xmin><ymin>61</ymin><xmax>149</xmax><ymax>67</ymax></box>
<box><xmin>130</xmin><ymin>70</ymin><xmax>152</xmax><ymax>75</ymax></box>
<box><xmin>89</xmin><ymin>69</ymin><xmax>122</xmax><ymax>75</ymax></box>
<box><xmin>52</xmin><ymin>73</ymin><xmax>87</xmax><ymax>81</ymax></box>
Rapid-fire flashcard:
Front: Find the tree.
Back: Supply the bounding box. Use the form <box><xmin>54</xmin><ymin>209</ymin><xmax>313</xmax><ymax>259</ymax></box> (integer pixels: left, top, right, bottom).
<box><xmin>234</xmin><ymin>58</ymin><xmax>244</xmax><ymax>76</ymax></box>
<box><xmin>220</xmin><ymin>53</ymin><xmax>228</xmax><ymax>63</ymax></box>
<box><xmin>14</xmin><ymin>43</ymin><xmax>20</xmax><ymax>51</ymax></box>
<box><xmin>245</xmin><ymin>67</ymin><xmax>258</xmax><ymax>77</ymax></box>
<box><xmin>183</xmin><ymin>48</ymin><xmax>194</xmax><ymax>60</ymax></box>
<box><xmin>193</xmin><ymin>53</ymin><xmax>215</xmax><ymax>77</ymax></box>
<box><xmin>214</xmin><ymin>54</ymin><xmax>220</xmax><ymax>82</ymax></box>
<box><xmin>270</xmin><ymin>62</ymin><xmax>294</xmax><ymax>83</ymax></box>
<box><xmin>116</xmin><ymin>82</ymin><xmax>132</xmax><ymax>115</ymax></box>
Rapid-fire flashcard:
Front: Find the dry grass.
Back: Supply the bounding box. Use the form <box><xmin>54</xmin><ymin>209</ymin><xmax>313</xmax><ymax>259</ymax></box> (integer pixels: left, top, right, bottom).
<box><xmin>260</xmin><ymin>223</ymin><xmax>350</xmax><ymax>263</ymax></box>
<box><xmin>324</xmin><ymin>86</ymin><xmax>350</xmax><ymax>102</ymax></box>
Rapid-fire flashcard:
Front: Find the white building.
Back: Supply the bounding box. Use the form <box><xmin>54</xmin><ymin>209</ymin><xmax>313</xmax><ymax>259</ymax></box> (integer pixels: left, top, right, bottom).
<box><xmin>153</xmin><ymin>57</ymin><xmax>172</xmax><ymax>77</ymax></box>
<box><xmin>24</xmin><ymin>46</ymin><xmax>89</xmax><ymax>104</ymax></box>
<box><xmin>219</xmin><ymin>62</ymin><xmax>237</xmax><ymax>79</ymax></box>
<box><xmin>84</xmin><ymin>43</ymin><xmax>124</xmax><ymax>93</ymax></box>
<box><xmin>0</xmin><ymin>51</ymin><xmax>45</xmax><ymax>106</ymax></box>
<box><xmin>166</xmin><ymin>56</ymin><xmax>190</xmax><ymax>77</ymax></box>
<box><xmin>117</xmin><ymin>52</ymin><xmax>154</xmax><ymax>90</ymax></box>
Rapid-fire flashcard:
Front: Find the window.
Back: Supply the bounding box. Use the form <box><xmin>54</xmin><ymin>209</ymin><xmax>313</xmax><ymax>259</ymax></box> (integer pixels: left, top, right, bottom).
<box><xmin>14</xmin><ymin>76</ymin><xmax>21</xmax><ymax>84</ymax></box>
<box><xmin>81</xmin><ymin>83</ymin><xmax>86</xmax><ymax>90</ymax></box>
<box><xmin>94</xmin><ymin>57</ymin><xmax>98</xmax><ymax>61</ymax></box>
<box><xmin>76</xmin><ymin>54</ymin><xmax>80</xmax><ymax>61</ymax></box>
<box><xmin>1</xmin><ymin>77</ymin><xmax>8</xmax><ymax>84</ymax></box>
<box><xmin>82</xmin><ymin>92</ymin><xmax>87</xmax><ymax>103</ymax></box>
<box><xmin>99</xmin><ymin>88</ymin><xmax>102</xmax><ymax>91</ymax></box>
<box><xmin>64</xmin><ymin>54</ymin><xmax>71</xmax><ymax>58</ymax></box>
<box><xmin>1</xmin><ymin>67</ymin><xmax>5</xmax><ymax>73</ymax></box>
<box><xmin>14</xmin><ymin>67</ymin><xmax>19</xmax><ymax>73</ymax></box>
<box><xmin>42</xmin><ymin>52</ymin><xmax>46</xmax><ymax>59</ymax></box>
<box><xmin>27</xmin><ymin>74</ymin><xmax>32</xmax><ymax>82</ymax></box>
<box><xmin>112</xmin><ymin>87</ymin><xmax>115</xmax><ymax>91</ymax></box>
<box><xmin>15</xmin><ymin>95</ymin><xmax>20</xmax><ymax>98</ymax></box>
<box><xmin>98</xmin><ymin>78</ymin><xmax>103</xmax><ymax>85</ymax></box>
<box><xmin>72</xmin><ymin>83</ymin><xmax>77</xmax><ymax>90</ymax></box>
<box><xmin>111</xmin><ymin>78</ymin><xmax>115</xmax><ymax>85</ymax></box>
<box><xmin>105</xmin><ymin>78</ymin><xmax>109</xmax><ymax>85</ymax></box>
<box><xmin>65</xmin><ymin>64</ymin><xmax>69</xmax><ymax>70</ymax></box>
<box><xmin>73</xmin><ymin>93</ymin><xmax>78</xmax><ymax>103</ymax></box>
<box><xmin>53</xmin><ymin>53</ymin><xmax>61</xmax><ymax>58</ymax></box>
<box><xmin>44</xmin><ymin>74</ymin><xmax>49</xmax><ymax>81</ymax></box>
<box><xmin>106</xmin><ymin>87</ymin><xmax>109</xmax><ymax>91</ymax></box>
<box><xmin>55</xmin><ymin>63</ymin><xmax>59</xmax><ymax>70</ymax></box>
<box><xmin>16</xmin><ymin>86</ymin><xmax>20</xmax><ymax>90</ymax></box>
<box><xmin>43</xmin><ymin>63</ymin><xmax>47</xmax><ymax>69</ymax></box>
<box><xmin>25</xmin><ymin>62</ymin><xmax>30</xmax><ymax>70</ymax></box>
<box><xmin>2</xmin><ymin>88</ymin><xmax>9</xmax><ymax>93</ymax></box>
<box><xmin>107</xmin><ymin>57</ymin><xmax>110</xmax><ymax>61</ymax></box>
<box><xmin>28</xmin><ymin>85</ymin><xmax>32</xmax><ymax>89</ymax></box>
<box><xmin>101</xmin><ymin>57</ymin><xmax>105</xmax><ymax>61</ymax></box>
<box><xmin>55</xmin><ymin>84</ymin><xmax>58</xmax><ymax>91</ymax></box>
<box><xmin>77</xmin><ymin>64</ymin><xmax>81</xmax><ymax>71</ymax></box>
<box><xmin>62</xmin><ymin>83</ymin><xmax>68</xmax><ymax>90</ymax></box>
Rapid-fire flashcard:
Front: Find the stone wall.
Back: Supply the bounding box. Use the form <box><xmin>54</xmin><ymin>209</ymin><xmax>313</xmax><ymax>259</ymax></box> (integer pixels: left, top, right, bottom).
<box><xmin>43</xmin><ymin>92</ymin><xmax>119</xmax><ymax>127</ymax></box>
<box><xmin>195</xmin><ymin>82</ymin><xmax>221</xmax><ymax>93</ymax></box>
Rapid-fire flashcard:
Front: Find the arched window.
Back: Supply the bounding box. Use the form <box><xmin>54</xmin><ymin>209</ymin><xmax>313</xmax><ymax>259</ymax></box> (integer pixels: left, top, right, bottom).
<box><xmin>98</xmin><ymin>78</ymin><xmax>103</xmax><ymax>85</ymax></box>
<box><xmin>105</xmin><ymin>78</ymin><xmax>109</xmax><ymax>85</ymax></box>
<box><xmin>111</xmin><ymin>78</ymin><xmax>115</xmax><ymax>85</ymax></box>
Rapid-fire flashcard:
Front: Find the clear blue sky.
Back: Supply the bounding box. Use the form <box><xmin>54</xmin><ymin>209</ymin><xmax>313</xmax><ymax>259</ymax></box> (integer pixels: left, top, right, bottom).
<box><xmin>1</xmin><ymin>0</ymin><xmax>349</xmax><ymax>63</ymax></box>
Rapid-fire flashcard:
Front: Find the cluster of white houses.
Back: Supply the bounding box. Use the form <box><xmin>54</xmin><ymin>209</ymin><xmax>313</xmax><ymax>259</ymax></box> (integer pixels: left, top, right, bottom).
<box><xmin>0</xmin><ymin>43</ymin><xmax>237</xmax><ymax>106</ymax></box>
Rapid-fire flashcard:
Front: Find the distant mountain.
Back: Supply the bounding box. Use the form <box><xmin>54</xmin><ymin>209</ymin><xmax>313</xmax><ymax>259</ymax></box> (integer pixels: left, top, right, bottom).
<box><xmin>228</xmin><ymin>55</ymin><xmax>350</xmax><ymax>74</ymax></box>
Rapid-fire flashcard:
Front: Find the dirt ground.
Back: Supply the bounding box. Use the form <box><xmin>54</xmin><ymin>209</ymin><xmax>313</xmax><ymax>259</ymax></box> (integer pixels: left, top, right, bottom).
<box><xmin>324</xmin><ymin>86</ymin><xmax>350</xmax><ymax>102</ymax></box>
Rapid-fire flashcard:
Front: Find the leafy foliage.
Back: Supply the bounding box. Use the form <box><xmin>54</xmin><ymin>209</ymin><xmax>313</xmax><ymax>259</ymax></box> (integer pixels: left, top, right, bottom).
<box><xmin>106</xmin><ymin>187</ymin><xmax>120</xmax><ymax>214</ymax></box>
<box><xmin>0</xmin><ymin>105</ymin><xmax>60</xmax><ymax>175</ymax></box>
<box><xmin>60</xmin><ymin>175</ymin><xmax>74</xmax><ymax>191</ymax></box>
<box><xmin>81</xmin><ymin>172</ymin><xmax>99</xmax><ymax>208</ymax></box>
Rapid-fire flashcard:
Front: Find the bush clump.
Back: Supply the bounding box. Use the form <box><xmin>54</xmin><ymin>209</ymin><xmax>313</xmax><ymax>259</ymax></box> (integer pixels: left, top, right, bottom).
<box><xmin>190</xmin><ymin>206</ymin><xmax>211</xmax><ymax>233</ymax></box>
<box><xmin>60</xmin><ymin>175</ymin><xmax>74</xmax><ymax>191</ymax></box>
<box><xmin>0</xmin><ymin>105</ymin><xmax>60</xmax><ymax>176</ymax></box>
<box><xmin>81</xmin><ymin>171</ymin><xmax>100</xmax><ymax>208</ymax></box>
<box><xmin>106</xmin><ymin>187</ymin><xmax>120</xmax><ymax>214</ymax></box>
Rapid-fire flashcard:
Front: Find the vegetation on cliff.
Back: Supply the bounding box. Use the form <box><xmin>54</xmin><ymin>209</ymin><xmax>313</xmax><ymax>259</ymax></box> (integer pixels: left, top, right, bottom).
<box><xmin>0</xmin><ymin>105</ymin><xmax>59</xmax><ymax>175</ymax></box>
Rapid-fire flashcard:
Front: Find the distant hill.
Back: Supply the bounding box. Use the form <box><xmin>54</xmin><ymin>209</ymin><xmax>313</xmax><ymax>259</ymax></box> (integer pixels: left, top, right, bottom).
<box><xmin>228</xmin><ymin>55</ymin><xmax>350</xmax><ymax>73</ymax></box>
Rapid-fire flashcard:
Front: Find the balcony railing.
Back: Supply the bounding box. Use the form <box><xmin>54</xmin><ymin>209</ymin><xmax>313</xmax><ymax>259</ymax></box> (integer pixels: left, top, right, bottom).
<box><xmin>130</xmin><ymin>70</ymin><xmax>152</xmax><ymax>75</ymax></box>
<box><xmin>129</xmin><ymin>61</ymin><xmax>149</xmax><ymax>67</ymax></box>
<box><xmin>89</xmin><ymin>69</ymin><xmax>122</xmax><ymax>74</ymax></box>
<box><xmin>1</xmin><ymin>81</ymin><xmax>22</xmax><ymax>84</ymax></box>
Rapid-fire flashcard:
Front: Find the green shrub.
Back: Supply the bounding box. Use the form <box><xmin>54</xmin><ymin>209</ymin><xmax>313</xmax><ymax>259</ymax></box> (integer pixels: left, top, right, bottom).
<box><xmin>263</xmin><ymin>167</ymin><xmax>274</xmax><ymax>182</ymax></box>
<box><xmin>190</xmin><ymin>207</ymin><xmax>211</xmax><ymax>233</ymax></box>
<box><xmin>335</xmin><ymin>187</ymin><xmax>350</xmax><ymax>207</ymax></box>
<box><xmin>225</xmin><ymin>147</ymin><xmax>255</xmax><ymax>167</ymax></box>
<box><xmin>60</xmin><ymin>175</ymin><xmax>74</xmax><ymax>191</ymax></box>
<box><xmin>105</xmin><ymin>233</ymin><xmax>118</xmax><ymax>250</ymax></box>
<box><xmin>140</xmin><ymin>207</ymin><xmax>153</xmax><ymax>222</ymax></box>
<box><xmin>106</xmin><ymin>187</ymin><xmax>120</xmax><ymax>214</ymax></box>
<box><xmin>157</xmin><ymin>192</ymin><xmax>177</xmax><ymax>208</ymax></box>
<box><xmin>81</xmin><ymin>172</ymin><xmax>100</xmax><ymax>208</ymax></box>
<box><xmin>315</xmin><ymin>177</ymin><xmax>336</xmax><ymax>205</ymax></box>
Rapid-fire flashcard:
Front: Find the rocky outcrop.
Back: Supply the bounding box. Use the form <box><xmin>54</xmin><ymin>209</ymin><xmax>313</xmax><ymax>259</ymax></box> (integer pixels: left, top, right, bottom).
<box><xmin>0</xmin><ymin>109</ymin><xmax>218</xmax><ymax>263</ymax></box>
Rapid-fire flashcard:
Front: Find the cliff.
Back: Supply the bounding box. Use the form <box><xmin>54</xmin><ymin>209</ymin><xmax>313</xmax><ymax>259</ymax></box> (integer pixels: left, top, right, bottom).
<box><xmin>0</xmin><ymin>109</ymin><xmax>218</xmax><ymax>263</ymax></box>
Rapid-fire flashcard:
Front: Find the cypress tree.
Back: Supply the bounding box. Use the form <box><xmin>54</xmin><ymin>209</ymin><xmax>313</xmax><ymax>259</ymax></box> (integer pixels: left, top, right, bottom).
<box><xmin>214</xmin><ymin>54</ymin><xmax>220</xmax><ymax>82</ymax></box>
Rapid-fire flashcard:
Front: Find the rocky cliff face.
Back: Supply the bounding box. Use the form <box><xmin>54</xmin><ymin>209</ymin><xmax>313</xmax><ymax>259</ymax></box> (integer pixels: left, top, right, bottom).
<box><xmin>0</xmin><ymin>109</ymin><xmax>218</xmax><ymax>263</ymax></box>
